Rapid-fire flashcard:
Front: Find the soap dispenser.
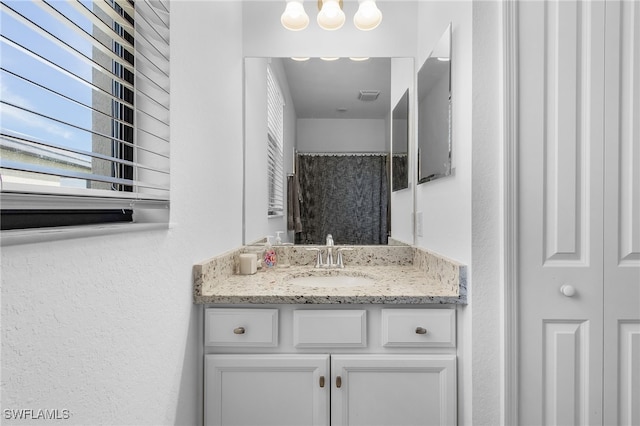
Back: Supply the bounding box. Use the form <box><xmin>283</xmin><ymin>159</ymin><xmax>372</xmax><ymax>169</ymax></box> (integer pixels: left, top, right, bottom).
<box><xmin>263</xmin><ymin>236</ymin><xmax>277</xmax><ymax>268</ymax></box>
<box><xmin>275</xmin><ymin>231</ymin><xmax>284</xmax><ymax>245</ymax></box>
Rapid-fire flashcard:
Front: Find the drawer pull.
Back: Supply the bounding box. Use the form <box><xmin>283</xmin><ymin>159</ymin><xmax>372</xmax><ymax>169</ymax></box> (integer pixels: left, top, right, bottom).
<box><xmin>233</xmin><ymin>327</ymin><xmax>246</xmax><ymax>335</ymax></box>
<box><xmin>319</xmin><ymin>376</ymin><xmax>325</xmax><ymax>388</ymax></box>
<box><xmin>415</xmin><ymin>327</ymin><xmax>428</xmax><ymax>335</ymax></box>
<box><xmin>336</xmin><ymin>376</ymin><xmax>342</xmax><ymax>388</ymax></box>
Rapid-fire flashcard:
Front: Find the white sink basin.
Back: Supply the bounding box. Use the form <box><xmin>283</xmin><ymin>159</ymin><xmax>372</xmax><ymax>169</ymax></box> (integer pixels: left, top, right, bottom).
<box><xmin>287</xmin><ymin>274</ymin><xmax>375</xmax><ymax>288</ymax></box>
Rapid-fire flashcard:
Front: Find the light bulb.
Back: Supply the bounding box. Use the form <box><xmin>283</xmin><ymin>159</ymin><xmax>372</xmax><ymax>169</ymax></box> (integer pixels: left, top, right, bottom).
<box><xmin>353</xmin><ymin>0</ymin><xmax>382</xmax><ymax>31</ymax></box>
<box><xmin>317</xmin><ymin>0</ymin><xmax>345</xmax><ymax>31</ymax></box>
<box><xmin>281</xmin><ymin>0</ymin><xmax>309</xmax><ymax>31</ymax></box>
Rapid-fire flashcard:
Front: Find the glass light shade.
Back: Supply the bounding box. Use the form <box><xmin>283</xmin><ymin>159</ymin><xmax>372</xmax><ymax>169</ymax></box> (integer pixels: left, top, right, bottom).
<box><xmin>317</xmin><ymin>0</ymin><xmax>345</xmax><ymax>31</ymax></box>
<box><xmin>281</xmin><ymin>1</ymin><xmax>309</xmax><ymax>31</ymax></box>
<box><xmin>353</xmin><ymin>0</ymin><xmax>382</xmax><ymax>31</ymax></box>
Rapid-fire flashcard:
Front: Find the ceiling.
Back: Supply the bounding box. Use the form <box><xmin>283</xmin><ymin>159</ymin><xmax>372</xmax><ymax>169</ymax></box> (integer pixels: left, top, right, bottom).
<box><xmin>281</xmin><ymin>57</ymin><xmax>391</xmax><ymax>120</ymax></box>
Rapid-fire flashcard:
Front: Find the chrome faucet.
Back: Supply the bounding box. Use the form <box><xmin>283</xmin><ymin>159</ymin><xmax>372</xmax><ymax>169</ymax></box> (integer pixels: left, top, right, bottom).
<box><xmin>306</xmin><ymin>235</ymin><xmax>352</xmax><ymax>268</ymax></box>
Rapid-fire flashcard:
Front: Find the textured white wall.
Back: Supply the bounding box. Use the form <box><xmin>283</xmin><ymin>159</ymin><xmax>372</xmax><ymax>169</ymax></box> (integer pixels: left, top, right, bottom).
<box><xmin>0</xmin><ymin>3</ymin><xmax>505</xmax><ymax>425</ymax></box>
<box><xmin>470</xmin><ymin>2</ymin><xmax>502</xmax><ymax>424</ymax></box>
<box><xmin>0</xmin><ymin>2</ymin><xmax>244</xmax><ymax>424</ymax></box>
<box><xmin>415</xmin><ymin>3</ymin><xmax>474</xmax><ymax>424</ymax></box>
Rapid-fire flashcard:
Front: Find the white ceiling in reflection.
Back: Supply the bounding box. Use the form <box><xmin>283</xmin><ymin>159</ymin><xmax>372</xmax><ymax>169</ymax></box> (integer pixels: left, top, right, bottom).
<box><xmin>281</xmin><ymin>57</ymin><xmax>391</xmax><ymax>119</ymax></box>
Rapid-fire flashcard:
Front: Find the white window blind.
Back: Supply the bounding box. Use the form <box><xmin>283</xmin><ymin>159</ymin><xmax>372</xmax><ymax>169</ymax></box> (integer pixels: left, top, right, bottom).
<box><xmin>0</xmin><ymin>0</ymin><xmax>170</xmax><ymax>226</ymax></box>
<box><xmin>266</xmin><ymin>65</ymin><xmax>284</xmax><ymax>217</ymax></box>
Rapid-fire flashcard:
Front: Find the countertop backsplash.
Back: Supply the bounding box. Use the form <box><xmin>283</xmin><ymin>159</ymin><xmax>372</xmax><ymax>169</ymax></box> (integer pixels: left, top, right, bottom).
<box><xmin>193</xmin><ymin>244</ymin><xmax>467</xmax><ymax>304</ymax></box>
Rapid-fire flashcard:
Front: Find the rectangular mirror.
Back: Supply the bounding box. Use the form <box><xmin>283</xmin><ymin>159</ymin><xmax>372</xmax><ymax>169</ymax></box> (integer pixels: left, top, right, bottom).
<box><xmin>243</xmin><ymin>57</ymin><xmax>414</xmax><ymax>246</ymax></box>
<box><xmin>417</xmin><ymin>23</ymin><xmax>452</xmax><ymax>184</ymax></box>
<box><xmin>392</xmin><ymin>89</ymin><xmax>409</xmax><ymax>192</ymax></box>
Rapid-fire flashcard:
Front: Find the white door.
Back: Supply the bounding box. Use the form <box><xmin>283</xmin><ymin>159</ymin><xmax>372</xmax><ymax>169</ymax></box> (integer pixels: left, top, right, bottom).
<box><xmin>603</xmin><ymin>1</ymin><xmax>640</xmax><ymax>424</ymax></box>
<box><xmin>330</xmin><ymin>354</ymin><xmax>456</xmax><ymax>426</ymax></box>
<box><xmin>518</xmin><ymin>1</ymin><xmax>640</xmax><ymax>425</ymax></box>
<box><xmin>204</xmin><ymin>354</ymin><xmax>330</xmax><ymax>426</ymax></box>
<box><xmin>518</xmin><ymin>0</ymin><xmax>606</xmax><ymax>424</ymax></box>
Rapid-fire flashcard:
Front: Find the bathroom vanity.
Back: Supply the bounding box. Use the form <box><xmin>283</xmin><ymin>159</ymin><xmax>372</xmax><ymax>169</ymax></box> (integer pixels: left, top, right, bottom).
<box><xmin>194</xmin><ymin>245</ymin><xmax>466</xmax><ymax>426</ymax></box>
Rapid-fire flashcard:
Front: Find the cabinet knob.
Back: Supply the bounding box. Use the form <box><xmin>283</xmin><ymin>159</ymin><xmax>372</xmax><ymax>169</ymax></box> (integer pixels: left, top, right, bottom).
<box><xmin>233</xmin><ymin>327</ymin><xmax>246</xmax><ymax>334</ymax></box>
<box><xmin>336</xmin><ymin>376</ymin><xmax>342</xmax><ymax>388</ymax></box>
<box><xmin>415</xmin><ymin>327</ymin><xmax>428</xmax><ymax>335</ymax></box>
<box><xmin>319</xmin><ymin>376</ymin><xmax>325</xmax><ymax>388</ymax></box>
<box><xmin>560</xmin><ymin>285</ymin><xmax>576</xmax><ymax>297</ymax></box>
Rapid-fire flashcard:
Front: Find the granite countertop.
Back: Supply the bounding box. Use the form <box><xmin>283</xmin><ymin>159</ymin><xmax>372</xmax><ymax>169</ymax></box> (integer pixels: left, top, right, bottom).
<box><xmin>193</xmin><ymin>245</ymin><xmax>467</xmax><ymax>305</ymax></box>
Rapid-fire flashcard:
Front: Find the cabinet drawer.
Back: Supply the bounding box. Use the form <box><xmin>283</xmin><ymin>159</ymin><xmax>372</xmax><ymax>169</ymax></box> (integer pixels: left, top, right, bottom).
<box><xmin>205</xmin><ymin>308</ymin><xmax>278</xmax><ymax>347</ymax></box>
<box><xmin>293</xmin><ymin>310</ymin><xmax>367</xmax><ymax>348</ymax></box>
<box><xmin>381</xmin><ymin>309</ymin><xmax>455</xmax><ymax>348</ymax></box>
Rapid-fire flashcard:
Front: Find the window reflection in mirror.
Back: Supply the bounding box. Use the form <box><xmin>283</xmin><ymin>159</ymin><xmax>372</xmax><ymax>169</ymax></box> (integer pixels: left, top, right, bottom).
<box><xmin>417</xmin><ymin>23</ymin><xmax>452</xmax><ymax>184</ymax></box>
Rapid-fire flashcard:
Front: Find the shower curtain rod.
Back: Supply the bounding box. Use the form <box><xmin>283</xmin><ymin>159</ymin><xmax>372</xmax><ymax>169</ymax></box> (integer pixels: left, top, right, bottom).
<box><xmin>297</xmin><ymin>152</ymin><xmax>389</xmax><ymax>157</ymax></box>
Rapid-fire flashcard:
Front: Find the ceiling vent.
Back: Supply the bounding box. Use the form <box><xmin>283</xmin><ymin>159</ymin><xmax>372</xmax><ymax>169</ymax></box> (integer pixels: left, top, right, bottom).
<box><xmin>358</xmin><ymin>90</ymin><xmax>380</xmax><ymax>101</ymax></box>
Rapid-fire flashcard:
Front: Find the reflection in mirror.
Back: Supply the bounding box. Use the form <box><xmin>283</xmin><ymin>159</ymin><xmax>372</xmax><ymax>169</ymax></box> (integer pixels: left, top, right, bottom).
<box><xmin>417</xmin><ymin>23</ymin><xmax>452</xmax><ymax>184</ymax></box>
<box><xmin>392</xmin><ymin>89</ymin><xmax>409</xmax><ymax>191</ymax></box>
<box><xmin>243</xmin><ymin>57</ymin><xmax>413</xmax><ymax>246</ymax></box>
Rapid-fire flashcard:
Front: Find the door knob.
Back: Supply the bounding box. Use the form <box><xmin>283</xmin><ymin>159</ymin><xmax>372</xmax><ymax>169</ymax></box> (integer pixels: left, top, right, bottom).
<box><xmin>560</xmin><ymin>284</ymin><xmax>576</xmax><ymax>297</ymax></box>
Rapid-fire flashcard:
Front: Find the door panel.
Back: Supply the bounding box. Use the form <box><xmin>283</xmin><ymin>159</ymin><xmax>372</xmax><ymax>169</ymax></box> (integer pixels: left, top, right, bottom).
<box><xmin>518</xmin><ymin>1</ymin><xmax>605</xmax><ymax>424</ymax></box>
<box><xmin>543</xmin><ymin>320</ymin><xmax>591</xmax><ymax>425</ymax></box>
<box><xmin>603</xmin><ymin>1</ymin><xmax>640</xmax><ymax>424</ymax></box>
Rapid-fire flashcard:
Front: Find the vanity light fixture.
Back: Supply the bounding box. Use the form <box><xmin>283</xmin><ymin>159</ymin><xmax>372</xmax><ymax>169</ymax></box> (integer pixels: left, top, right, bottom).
<box><xmin>291</xmin><ymin>57</ymin><xmax>311</xmax><ymax>61</ymax></box>
<box><xmin>353</xmin><ymin>0</ymin><xmax>382</xmax><ymax>31</ymax></box>
<box><xmin>320</xmin><ymin>57</ymin><xmax>340</xmax><ymax>61</ymax></box>
<box><xmin>349</xmin><ymin>57</ymin><xmax>370</xmax><ymax>61</ymax></box>
<box><xmin>317</xmin><ymin>0</ymin><xmax>345</xmax><ymax>30</ymax></box>
<box><xmin>281</xmin><ymin>0</ymin><xmax>310</xmax><ymax>31</ymax></box>
<box><xmin>281</xmin><ymin>0</ymin><xmax>382</xmax><ymax>31</ymax></box>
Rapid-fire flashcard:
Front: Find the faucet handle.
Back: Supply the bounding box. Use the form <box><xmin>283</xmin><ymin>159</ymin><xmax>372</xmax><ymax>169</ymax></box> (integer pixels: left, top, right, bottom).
<box><xmin>336</xmin><ymin>247</ymin><xmax>353</xmax><ymax>268</ymax></box>
<box><xmin>305</xmin><ymin>247</ymin><xmax>323</xmax><ymax>268</ymax></box>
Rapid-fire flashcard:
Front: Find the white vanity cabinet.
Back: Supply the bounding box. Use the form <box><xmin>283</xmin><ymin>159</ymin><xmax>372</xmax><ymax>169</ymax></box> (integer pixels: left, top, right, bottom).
<box><xmin>204</xmin><ymin>306</ymin><xmax>457</xmax><ymax>426</ymax></box>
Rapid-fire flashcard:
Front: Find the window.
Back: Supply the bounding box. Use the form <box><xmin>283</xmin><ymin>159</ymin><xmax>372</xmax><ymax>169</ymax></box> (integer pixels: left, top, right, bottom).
<box><xmin>266</xmin><ymin>65</ymin><xmax>284</xmax><ymax>217</ymax></box>
<box><xmin>0</xmin><ymin>0</ymin><xmax>170</xmax><ymax>231</ymax></box>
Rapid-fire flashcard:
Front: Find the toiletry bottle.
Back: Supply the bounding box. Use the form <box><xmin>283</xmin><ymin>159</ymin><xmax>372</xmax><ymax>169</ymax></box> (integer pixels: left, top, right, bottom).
<box><xmin>263</xmin><ymin>236</ymin><xmax>277</xmax><ymax>268</ymax></box>
<box><xmin>275</xmin><ymin>231</ymin><xmax>283</xmax><ymax>245</ymax></box>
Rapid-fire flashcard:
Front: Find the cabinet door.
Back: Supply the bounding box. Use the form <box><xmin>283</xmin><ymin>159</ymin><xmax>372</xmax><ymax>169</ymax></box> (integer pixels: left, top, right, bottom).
<box><xmin>205</xmin><ymin>354</ymin><xmax>329</xmax><ymax>426</ymax></box>
<box><xmin>331</xmin><ymin>354</ymin><xmax>456</xmax><ymax>426</ymax></box>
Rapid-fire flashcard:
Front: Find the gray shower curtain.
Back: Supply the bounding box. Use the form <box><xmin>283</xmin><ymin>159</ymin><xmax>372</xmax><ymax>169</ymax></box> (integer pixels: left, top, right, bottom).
<box><xmin>295</xmin><ymin>154</ymin><xmax>389</xmax><ymax>245</ymax></box>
